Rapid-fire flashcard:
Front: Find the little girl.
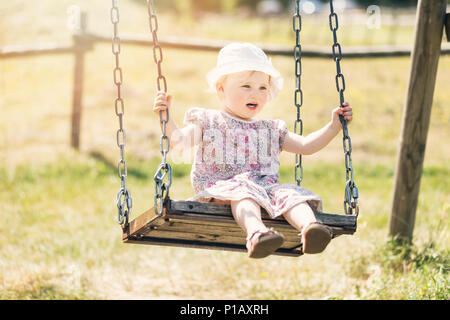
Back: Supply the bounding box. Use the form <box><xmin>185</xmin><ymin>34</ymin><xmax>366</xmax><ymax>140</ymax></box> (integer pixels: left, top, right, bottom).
<box><xmin>153</xmin><ymin>42</ymin><xmax>353</xmax><ymax>259</ymax></box>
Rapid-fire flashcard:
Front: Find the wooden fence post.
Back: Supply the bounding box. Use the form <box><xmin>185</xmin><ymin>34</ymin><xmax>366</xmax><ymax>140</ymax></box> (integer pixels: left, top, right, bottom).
<box><xmin>71</xmin><ymin>12</ymin><xmax>88</xmax><ymax>149</ymax></box>
<box><xmin>389</xmin><ymin>0</ymin><xmax>447</xmax><ymax>242</ymax></box>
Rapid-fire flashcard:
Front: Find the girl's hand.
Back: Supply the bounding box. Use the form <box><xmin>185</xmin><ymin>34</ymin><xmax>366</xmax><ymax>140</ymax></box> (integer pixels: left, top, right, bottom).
<box><xmin>331</xmin><ymin>102</ymin><xmax>353</xmax><ymax>129</ymax></box>
<box><xmin>153</xmin><ymin>90</ymin><xmax>172</xmax><ymax>114</ymax></box>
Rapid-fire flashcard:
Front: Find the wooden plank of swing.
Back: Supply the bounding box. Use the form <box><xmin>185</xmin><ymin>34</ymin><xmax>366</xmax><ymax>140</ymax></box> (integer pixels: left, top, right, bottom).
<box><xmin>169</xmin><ymin>200</ymin><xmax>357</xmax><ymax>229</ymax></box>
<box><xmin>122</xmin><ymin>199</ymin><xmax>357</xmax><ymax>256</ymax></box>
<box><xmin>152</xmin><ymin>219</ymin><xmax>303</xmax><ymax>248</ymax></box>
<box><xmin>124</xmin><ymin>224</ymin><xmax>303</xmax><ymax>257</ymax></box>
<box><xmin>122</xmin><ymin>201</ymin><xmax>303</xmax><ymax>256</ymax></box>
<box><xmin>123</xmin><ymin>219</ymin><xmax>303</xmax><ymax>256</ymax></box>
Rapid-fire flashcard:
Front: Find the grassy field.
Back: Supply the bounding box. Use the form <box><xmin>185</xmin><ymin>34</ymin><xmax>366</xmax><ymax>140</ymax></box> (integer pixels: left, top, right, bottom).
<box><xmin>0</xmin><ymin>0</ymin><xmax>448</xmax><ymax>299</ymax></box>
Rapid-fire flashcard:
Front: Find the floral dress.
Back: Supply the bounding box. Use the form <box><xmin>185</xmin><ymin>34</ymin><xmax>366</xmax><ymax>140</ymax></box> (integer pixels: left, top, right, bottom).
<box><xmin>183</xmin><ymin>107</ymin><xmax>322</xmax><ymax>218</ymax></box>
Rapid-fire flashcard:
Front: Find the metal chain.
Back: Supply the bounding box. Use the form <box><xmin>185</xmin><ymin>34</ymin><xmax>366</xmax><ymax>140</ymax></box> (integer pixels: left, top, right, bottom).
<box><xmin>111</xmin><ymin>0</ymin><xmax>132</xmax><ymax>225</ymax></box>
<box><xmin>293</xmin><ymin>0</ymin><xmax>303</xmax><ymax>187</ymax></box>
<box><xmin>328</xmin><ymin>0</ymin><xmax>359</xmax><ymax>216</ymax></box>
<box><xmin>147</xmin><ymin>0</ymin><xmax>172</xmax><ymax>216</ymax></box>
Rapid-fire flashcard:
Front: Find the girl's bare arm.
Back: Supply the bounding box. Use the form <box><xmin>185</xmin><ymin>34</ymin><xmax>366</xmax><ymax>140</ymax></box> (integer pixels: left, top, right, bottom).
<box><xmin>281</xmin><ymin>103</ymin><xmax>353</xmax><ymax>155</ymax></box>
<box><xmin>153</xmin><ymin>91</ymin><xmax>201</xmax><ymax>150</ymax></box>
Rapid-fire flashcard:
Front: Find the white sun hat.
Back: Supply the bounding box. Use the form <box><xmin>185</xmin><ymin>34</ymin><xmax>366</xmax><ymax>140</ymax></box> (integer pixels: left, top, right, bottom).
<box><xmin>206</xmin><ymin>42</ymin><xmax>284</xmax><ymax>100</ymax></box>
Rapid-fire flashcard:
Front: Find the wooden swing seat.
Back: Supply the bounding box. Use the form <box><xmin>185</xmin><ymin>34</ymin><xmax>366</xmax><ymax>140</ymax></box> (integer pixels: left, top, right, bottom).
<box><xmin>122</xmin><ymin>199</ymin><xmax>357</xmax><ymax>257</ymax></box>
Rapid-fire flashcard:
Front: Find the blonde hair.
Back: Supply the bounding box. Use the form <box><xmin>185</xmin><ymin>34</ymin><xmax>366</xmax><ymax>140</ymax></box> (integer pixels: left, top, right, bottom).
<box><xmin>215</xmin><ymin>71</ymin><xmax>274</xmax><ymax>100</ymax></box>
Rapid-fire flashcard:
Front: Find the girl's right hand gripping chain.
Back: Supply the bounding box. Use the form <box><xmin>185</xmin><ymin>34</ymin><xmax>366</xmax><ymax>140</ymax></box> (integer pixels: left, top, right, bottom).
<box><xmin>153</xmin><ymin>90</ymin><xmax>172</xmax><ymax>115</ymax></box>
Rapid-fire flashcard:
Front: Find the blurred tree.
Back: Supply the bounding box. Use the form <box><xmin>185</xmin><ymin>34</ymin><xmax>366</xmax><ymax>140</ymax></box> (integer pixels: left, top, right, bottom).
<box><xmin>238</xmin><ymin>0</ymin><xmax>289</xmax><ymax>10</ymax></box>
<box><xmin>137</xmin><ymin>0</ymin><xmax>422</xmax><ymax>14</ymax></box>
<box><xmin>191</xmin><ymin>0</ymin><xmax>222</xmax><ymax>13</ymax></box>
<box><xmin>221</xmin><ymin>0</ymin><xmax>241</xmax><ymax>13</ymax></box>
<box><xmin>354</xmin><ymin>0</ymin><xmax>417</xmax><ymax>7</ymax></box>
<box><xmin>233</xmin><ymin>0</ymin><xmax>420</xmax><ymax>11</ymax></box>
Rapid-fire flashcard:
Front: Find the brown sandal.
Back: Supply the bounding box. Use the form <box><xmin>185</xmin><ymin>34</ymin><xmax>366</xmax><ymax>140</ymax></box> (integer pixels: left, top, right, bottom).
<box><xmin>301</xmin><ymin>222</ymin><xmax>333</xmax><ymax>254</ymax></box>
<box><xmin>246</xmin><ymin>229</ymin><xmax>285</xmax><ymax>259</ymax></box>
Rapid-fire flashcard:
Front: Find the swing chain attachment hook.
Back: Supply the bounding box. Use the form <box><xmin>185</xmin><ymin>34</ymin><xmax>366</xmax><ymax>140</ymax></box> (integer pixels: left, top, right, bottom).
<box><xmin>154</xmin><ymin>163</ymin><xmax>172</xmax><ymax>216</ymax></box>
<box><xmin>117</xmin><ymin>187</ymin><xmax>132</xmax><ymax>225</ymax></box>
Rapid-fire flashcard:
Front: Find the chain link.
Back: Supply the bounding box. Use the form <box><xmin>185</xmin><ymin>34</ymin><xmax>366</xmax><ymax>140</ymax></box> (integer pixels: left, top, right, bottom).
<box><xmin>293</xmin><ymin>0</ymin><xmax>303</xmax><ymax>187</ymax></box>
<box><xmin>147</xmin><ymin>0</ymin><xmax>172</xmax><ymax>216</ymax></box>
<box><xmin>111</xmin><ymin>0</ymin><xmax>132</xmax><ymax>225</ymax></box>
<box><xmin>328</xmin><ymin>0</ymin><xmax>358</xmax><ymax>216</ymax></box>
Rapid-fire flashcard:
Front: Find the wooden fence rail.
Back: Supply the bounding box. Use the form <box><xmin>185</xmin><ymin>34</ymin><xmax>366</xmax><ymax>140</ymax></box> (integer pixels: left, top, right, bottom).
<box><xmin>88</xmin><ymin>31</ymin><xmax>450</xmax><ymax>58</ymax></box>
<box><xmin>3</xmin><ymin>32</ymin><xmax>450</xmax><ymax>60</ymax></box>
<box><xmin>0</xmin><ymin>42</ymin><xmax>92</xmax><ymax>58</ymax></box>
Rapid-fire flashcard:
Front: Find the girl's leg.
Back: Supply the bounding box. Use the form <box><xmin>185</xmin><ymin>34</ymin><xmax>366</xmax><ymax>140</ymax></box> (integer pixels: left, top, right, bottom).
<box><xmin>282</xmin><ymin>202</ymin><xmax>317</xmax><ymax>231</ymax></box>
<box><xmin>230</xmin><ymin>198</ymin><xmax>268</xmax><ymax>236</ymax></box>
<box><xmin>282</xmin><ymin>202</ymin><xmax>332</xmax><ymax>254</ymax></box>
<box><xmin>230</xmin><ymin>198</ymin><xmax>284</xmax><ymax>258</ymax></box>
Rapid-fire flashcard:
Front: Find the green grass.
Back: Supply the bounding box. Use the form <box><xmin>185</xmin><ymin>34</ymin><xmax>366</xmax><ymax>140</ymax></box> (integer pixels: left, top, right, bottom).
<box><xmin>0</xmin><ymin>152</ymin><xmax>448</xmax><ymax>299</ymax></box>
<box><xmin>0</xmin><ymin>0</ymin><xmax>449</xmax><ymax>300</ymax></box>
<box><xmin>349</xmin><ymin>239</ymin><xmax>449</xmax><ymax>299</ymax></box>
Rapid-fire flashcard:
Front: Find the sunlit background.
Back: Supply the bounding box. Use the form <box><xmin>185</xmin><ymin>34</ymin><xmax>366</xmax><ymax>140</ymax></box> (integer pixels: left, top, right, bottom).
<box><xmin>0</xmin><ymin>0</ymin><xmax>448</xmax><ymax>300</ymax></box>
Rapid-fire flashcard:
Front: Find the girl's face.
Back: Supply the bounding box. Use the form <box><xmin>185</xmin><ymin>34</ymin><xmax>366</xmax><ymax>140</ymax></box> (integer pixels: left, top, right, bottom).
<box><xmin>217</xmin><ymin>71</ymin><xmax>271</xmax><ymax>121</ymax></box>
